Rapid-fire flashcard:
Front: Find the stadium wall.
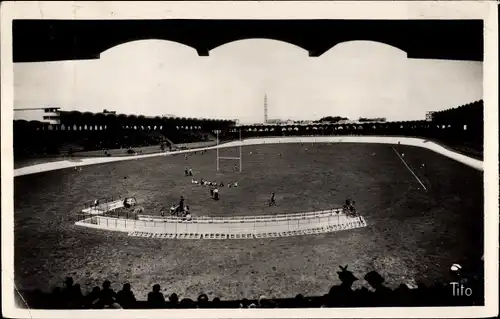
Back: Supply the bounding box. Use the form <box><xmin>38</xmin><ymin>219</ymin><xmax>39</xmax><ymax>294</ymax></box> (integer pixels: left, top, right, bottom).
<box><xmin>13</xmin><ymin>136</ymin><xmax>483</xmax><ymax>177</ymax></box>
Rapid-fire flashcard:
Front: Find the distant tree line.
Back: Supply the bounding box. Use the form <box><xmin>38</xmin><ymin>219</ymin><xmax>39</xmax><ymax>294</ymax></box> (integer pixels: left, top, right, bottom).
<box><xmin>316</xmin><ymin>116</ymin><xmax>349</xmax><ymax>123</ymax></box>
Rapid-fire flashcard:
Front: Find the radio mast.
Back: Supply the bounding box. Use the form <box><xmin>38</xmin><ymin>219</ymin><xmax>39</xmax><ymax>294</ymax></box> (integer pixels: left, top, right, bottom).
<box><xmin>264</xmin><ymin>93</ymin><xmax>268</xmax><ymax>124</ymax></box>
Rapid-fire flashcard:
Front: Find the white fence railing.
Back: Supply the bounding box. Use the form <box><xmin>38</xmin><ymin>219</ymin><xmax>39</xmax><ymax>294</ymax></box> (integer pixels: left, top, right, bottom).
<box><xmin>75</xmin><ymin>211</ymin><xmax>367</xmax><ymax>239</ymax></box>
<box><xmin>81</xmin><ymin>199</ymin><xmax>124</xmax><ymax>215</ymax></box>
<box><xmin>135</xmin><ymin>208</ymin><xmax>345</xmax><ymax>223</ymax></box>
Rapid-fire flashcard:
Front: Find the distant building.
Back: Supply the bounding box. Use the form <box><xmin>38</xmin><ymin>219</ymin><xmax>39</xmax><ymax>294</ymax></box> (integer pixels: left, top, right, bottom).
<box><xmin>14</xmin><ymin>107</ymin><xmax>61</xmax><ymax>125</ymax></box>
<box><xmin>426</xmin><ymin>111</ymin><xmax>435</xmax><ymax>122</ymax></box>
<box><xmin>299</xmin><ymin>120</ymin><xmax>314</xmax><ymax>125</ymax></box>
<box><xmin>337</xmin><ymin>119</ymin><xmax>354</xmax><ymax>125</ymax></box>
<box><xmin>102</xmin><ymin>109</ymin><xmax>116</xmax><ymax>115</ymax></box>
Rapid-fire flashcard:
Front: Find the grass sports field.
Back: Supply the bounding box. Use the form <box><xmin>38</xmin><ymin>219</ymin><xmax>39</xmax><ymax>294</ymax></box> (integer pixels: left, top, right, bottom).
<box><xmin>14</xmin><ymin>142</ymin><xmax>483</xmax><ymax>300</ymax></box>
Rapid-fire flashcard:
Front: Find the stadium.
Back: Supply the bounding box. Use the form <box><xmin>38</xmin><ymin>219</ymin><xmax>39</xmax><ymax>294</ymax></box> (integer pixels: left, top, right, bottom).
<box><xmin>10</xmin><ymin>18</ymin><xmax>485</xmax><ymax>309</ymax></box>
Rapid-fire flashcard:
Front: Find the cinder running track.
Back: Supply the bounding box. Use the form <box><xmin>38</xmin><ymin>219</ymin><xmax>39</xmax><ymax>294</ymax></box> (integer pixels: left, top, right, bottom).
<box><xmin>14</xmin><ymin>136</ymin><xmax>483</xmax><ymax>177</ymax></box>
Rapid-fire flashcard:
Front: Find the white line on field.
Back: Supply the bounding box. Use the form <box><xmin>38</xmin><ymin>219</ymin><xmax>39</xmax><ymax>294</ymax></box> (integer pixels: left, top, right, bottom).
<box><xmin>391</xmin><ymin>147</ymin><xmax>427</xmax><ymax>191</ymax></box>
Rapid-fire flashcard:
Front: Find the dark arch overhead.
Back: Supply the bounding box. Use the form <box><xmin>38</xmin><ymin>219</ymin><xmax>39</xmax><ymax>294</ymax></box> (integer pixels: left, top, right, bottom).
<box><xmin>13</xmin><ymin>19</ymin><xmax>483</xmax><ymax>62</ymax></box>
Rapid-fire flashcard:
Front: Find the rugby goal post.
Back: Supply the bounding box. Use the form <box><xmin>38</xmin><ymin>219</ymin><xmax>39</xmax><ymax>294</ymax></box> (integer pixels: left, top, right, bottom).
<box><xmin>216</xmin><ymin>129</ymin><xmax>242</xmax><ymax>172</ymax></box>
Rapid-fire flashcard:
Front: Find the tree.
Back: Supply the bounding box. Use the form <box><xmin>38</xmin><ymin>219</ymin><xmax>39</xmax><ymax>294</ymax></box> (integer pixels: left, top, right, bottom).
<box><xmin>319</xmin><ymin>116</ymin><xmax>349</xmax><ymax>123</ymax></box>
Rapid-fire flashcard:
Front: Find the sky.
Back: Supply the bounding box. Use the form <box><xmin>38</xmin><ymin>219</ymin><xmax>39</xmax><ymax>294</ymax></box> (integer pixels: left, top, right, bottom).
<box><xmin>14</xmin><ymin>40</ymin><xmax>483</xmax><ymax>124</ymax></box>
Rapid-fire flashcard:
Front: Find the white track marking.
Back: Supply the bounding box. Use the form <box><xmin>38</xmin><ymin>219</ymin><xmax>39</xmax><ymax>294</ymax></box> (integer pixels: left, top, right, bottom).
<box><xmin>392</xmin><ymin>147</ymin><xmax>428</xmax><ymax>191</ymax></box>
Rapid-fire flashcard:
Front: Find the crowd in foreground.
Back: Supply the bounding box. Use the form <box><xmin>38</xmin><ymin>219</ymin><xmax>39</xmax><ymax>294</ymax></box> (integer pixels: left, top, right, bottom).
<box><xmin>18</xmin><ymin>263</ymin><xmax>484</xmax><ymax>309</ymax></box>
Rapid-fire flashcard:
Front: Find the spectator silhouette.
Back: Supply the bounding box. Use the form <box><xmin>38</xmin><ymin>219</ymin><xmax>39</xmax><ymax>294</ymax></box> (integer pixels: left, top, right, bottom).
<box><xmin>239</xmin><ymin>298</ymin><xmax>249</xmax><ymax>308</ymax></box>
<box><xmin>60</xmin><ymin>277</ymin><xmax>74</xmax><ymax>308</ymax></box>
<box><xmin>319</xmin><ymin>294</ymin><xmax>330</xmax><ymax>308</ymax></box>
<box><xmin>50</xmin><ymin>287</ymin><xmax>62</xmax><ymax>309</ymax></box>
<box><xmin>62</xmin><ymin>277</ymin><xmax>73</xmax><ymax>291</ymax></box>
<box><xmin>116</xmin><ymin>283</ymin><xmax>136</xmax><ymax>309</ymax></box>
<box><xmin>99</xmin><ymin>280</ymin><xmax>118</xmax><ymax>308</ymax></box>
<box><xmin>197</xmin><ymin>293</ymin><xmax>209</xmax><ymax>308</ymax></box>
<box><xmin>168</xmin><ymin>293</ymin><xmax>179</xmax><ymax>308</ymax></box>
<box><xmin>258</xmin><ymin>295</ymin><xmax>270</xmax><ymax>308</ymax></box>
<box><xmin>294</xmin><ymin>294</ymin><xmax>305</xmax><ymax>308</ymax></box>
<box><xmin>68</xmin><ymin>283</ymin><xmax>83</xmax><ymax>309</ymax></box>
<box><xmin>85</xmin><ymin>286</ymin><xmax>102</xmax><ymax>309</ymax></box>
<box><xmin>212</xmin><ymin>297</ymin><xmax>221</xmax><ymax>308</ymax></box>
<box><xmin>364</xmin><ymin>271</ymin><xmax>392</xmax><ymax>306</ymax></box>
<box><xmin>328</xmin><ymin>265</ymin><xmax>358</xmax><ymax>307</ymax></box>
<box><xmin>147</xmin><ymin>284</ymin><xmax>165</xmax><ymax>308</ymax></box>
<box><xmin>180</xmin><ymin>298</ymin><xmax>195</xmax><ymax>309</ymax></box>
<box><xmin>393</xmin><ymin>283</ymin><xmax>412</xmax><ymax>306</ymax></box>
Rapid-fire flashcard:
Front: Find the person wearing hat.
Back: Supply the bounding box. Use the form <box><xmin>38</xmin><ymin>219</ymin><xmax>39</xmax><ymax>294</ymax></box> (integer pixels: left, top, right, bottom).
<box><xmin>364</xmin><ymin>270</ymin><xmax>392</xmax><ymax>306</ymax></box>
<box><xmin>364</xmin><ymin>271</ymin><xmax>390</xmax><ymax>292</ymax></box>
<box><xmin>328</xmin><ymin>265</ymin><xmax>358</xmax><ymax>307</ymax></box>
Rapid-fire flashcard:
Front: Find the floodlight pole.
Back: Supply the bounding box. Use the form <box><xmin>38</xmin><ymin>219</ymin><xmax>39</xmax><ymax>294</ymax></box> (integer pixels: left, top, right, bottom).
<box><xmin>239</xmin><ymin>129</ymin><xmax>242</xmax><ymax>173</ymax></box>
<box><xmin>216</xmin><ymin>130</ymin><xmax>219</xmax><ymax>172</ymax></box>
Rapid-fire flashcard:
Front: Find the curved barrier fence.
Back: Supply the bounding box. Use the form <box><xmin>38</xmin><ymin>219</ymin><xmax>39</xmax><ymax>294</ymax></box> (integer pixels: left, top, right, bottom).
<box><xmin>136</xmin><ymin>208</ymin><xmax>344</xmax><ymax>222</ymax></box>
<box><xmin>75</xmin><ymin>210</ymin><xmax>367</xmax><ymax>239</ymax></box>
<box><xmin>81</xmin><ymin>199</ymin><xmax>124</xmax><ymax>215</ymax></box>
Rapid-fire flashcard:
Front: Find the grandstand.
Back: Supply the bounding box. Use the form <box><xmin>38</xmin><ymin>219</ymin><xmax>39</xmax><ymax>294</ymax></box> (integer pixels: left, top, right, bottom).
<box><xmin>13</xmin><ymin>100</ymin><xmax>484</xmax><ymax>162</ymax></box>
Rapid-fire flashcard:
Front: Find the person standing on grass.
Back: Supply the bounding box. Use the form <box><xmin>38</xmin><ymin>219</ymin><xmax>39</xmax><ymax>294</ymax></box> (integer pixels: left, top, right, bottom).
<box><xmin>178</xmin><ymin>196</ymin><xmax>185</xmax><ymax>213</ymax></box>
<box><xmin>269</xmin><ymin>192</ymin><xmax>276</xmax><ymax>206</ymax></box>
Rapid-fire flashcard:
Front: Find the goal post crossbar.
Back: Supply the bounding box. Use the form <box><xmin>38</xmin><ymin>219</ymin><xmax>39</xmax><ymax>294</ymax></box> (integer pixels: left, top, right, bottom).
<box><xmin>216</xmin><ymin>129</ymin><xmax>243</xmax><ymax>172</ymax></box>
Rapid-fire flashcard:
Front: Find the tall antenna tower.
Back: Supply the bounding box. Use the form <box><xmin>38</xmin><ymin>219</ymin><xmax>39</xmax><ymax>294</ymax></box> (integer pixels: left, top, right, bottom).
<box><xmin>264</xmin><ymin>93</ymin><xmax>268</xmax><ymax>124</ymax></box>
